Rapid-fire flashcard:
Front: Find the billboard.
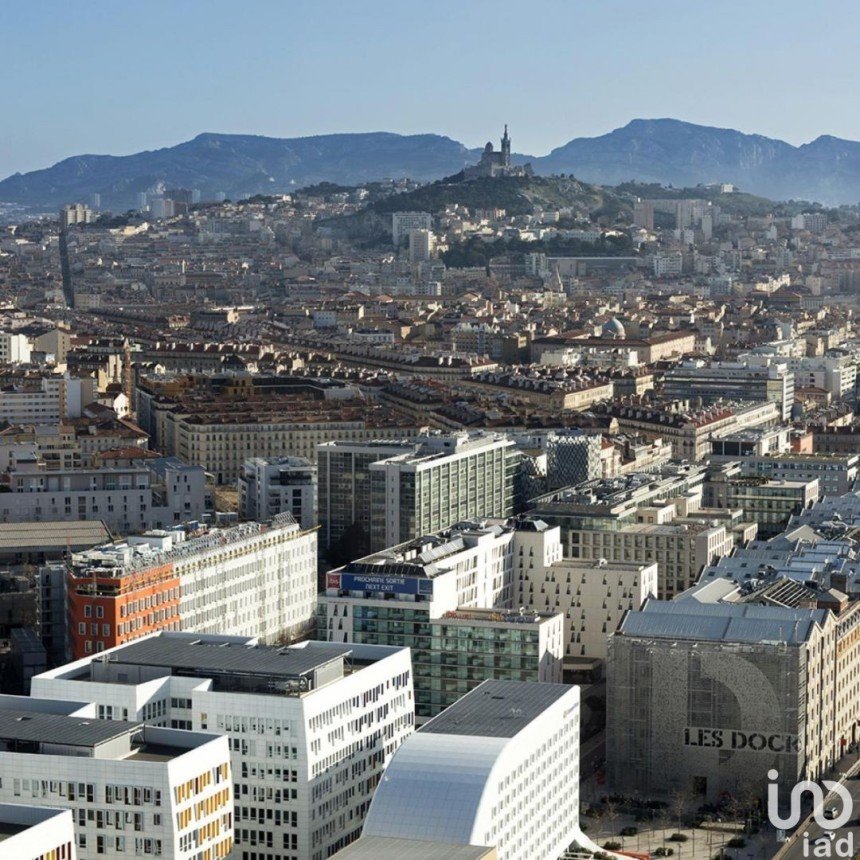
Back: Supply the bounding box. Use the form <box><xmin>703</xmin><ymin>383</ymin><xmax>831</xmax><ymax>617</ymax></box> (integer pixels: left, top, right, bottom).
<box><xmin>327</xmin><ymin>572</ymin><xmax>433</xmax><ymax>596</ymax></box>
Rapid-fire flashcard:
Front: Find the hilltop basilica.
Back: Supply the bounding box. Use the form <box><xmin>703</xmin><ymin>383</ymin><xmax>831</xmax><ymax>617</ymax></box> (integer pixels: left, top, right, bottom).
<box><xmin>463</xmin><ymin>125</ymin><xmax>533</xmax><ymax>179</ymax></box>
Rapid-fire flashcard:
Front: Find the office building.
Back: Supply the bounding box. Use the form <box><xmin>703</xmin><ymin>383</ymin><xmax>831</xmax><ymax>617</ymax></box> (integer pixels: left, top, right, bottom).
<box><xmin>32</xmin><ymin>632</ymin><xmax>415</xmax><ymax>860</ymax></box>
<box><xmin>739</xmin><ymin>452</ymin><xmax>859</xmax><ymax>498</ymax></box>
<box><xmin>707</xmin><ymin>467</ymin><xmax>819</xmax><ymax>537</ymax></box>
<box><xmin>239</xmin><ymin>456</ymin><xmax>317</xmax><ymax>529</ymax></box>
<box><xmin>332</xmin><ymin>836</ymin><xmax>496</xmax><ymax>859</ymax></box>
<box><xmin>663</xmin><ymin>360</ymin><xmax>795</xmax><ymax>420</ymax></box>
<box><xmin>319</xmin><ymin>432</ymin><xmax>516</xmax><ymax>555</ymax></box>
<box><xmin>0</xmin><ymin>803</ymin><xmax>76</xmax><ymax>860</ymax></box>
<box><xmin>0</xmin><ymin>694</ymin><xmax>234</xmax><ymax>860</ymax></box>
<box><xmin>63</xmin><ymin>513</ymin><xmax>316</xmax><ymax>659</ymax></box>
<box><xmin>362</xmin><ymin>680</ymin><xmax>586</xmax><ymax>860</ymax></box>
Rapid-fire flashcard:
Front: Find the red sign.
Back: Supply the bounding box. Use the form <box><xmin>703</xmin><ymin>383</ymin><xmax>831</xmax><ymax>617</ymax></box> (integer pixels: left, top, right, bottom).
<box><xmin>326</xmin><ymin>573</ymin><xmax>341</xmax><ymax>589</ymax></box>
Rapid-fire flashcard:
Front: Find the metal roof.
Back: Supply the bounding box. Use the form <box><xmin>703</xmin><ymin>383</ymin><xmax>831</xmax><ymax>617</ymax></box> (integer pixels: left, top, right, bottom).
<box><xmin>619</xmin><ymin>599</ymin><xmax>827</xmax><ymax>645</ymax></box>
<box><xmin>0</xmin><ymin>520</ymin><xmax>110</xmax><ymax>551</ymax></box>
<box><xmin>106</xmin><ymin>636</ymin><xmax>353</xmax><ymax>681</ymax></box>
<box><xmin>0</xmin><ymin>710</ymin><xmax>139</xmax><ymax>748</ymax></box>
<box><xmin>332</xmin><ymin>837</ymin><xmax>495</xmax><ymax>860</ymax></box>
<box><xmin>421</xmin><ymin>679</ymin><xmax>572</xmax><ymax>739</ymax></box>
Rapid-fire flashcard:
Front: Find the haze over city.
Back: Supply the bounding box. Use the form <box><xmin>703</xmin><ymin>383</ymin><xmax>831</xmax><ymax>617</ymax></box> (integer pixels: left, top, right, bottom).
<box><xmin>3</xmin><ymin>0</ymin><xmax>860</xmax><ymax>175</ymax></box>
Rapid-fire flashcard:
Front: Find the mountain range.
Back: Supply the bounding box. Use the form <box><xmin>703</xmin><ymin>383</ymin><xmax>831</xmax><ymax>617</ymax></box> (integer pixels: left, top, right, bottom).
<box><xmin>5</xmin><ymin>119</ymin><xmax>860</xmax><ymax>210</ymax></box>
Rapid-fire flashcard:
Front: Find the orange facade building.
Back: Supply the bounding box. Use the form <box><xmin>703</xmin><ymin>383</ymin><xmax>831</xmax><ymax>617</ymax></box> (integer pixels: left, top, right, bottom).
<box><xmin>67</xmin><ymin>561</ymin><xmax>181</xmax><ymax>657</ymax></box>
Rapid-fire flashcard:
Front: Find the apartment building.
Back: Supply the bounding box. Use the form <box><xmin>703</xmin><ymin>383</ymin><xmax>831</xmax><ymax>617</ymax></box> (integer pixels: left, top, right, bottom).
<box><xmin>0</xmin><ymin>457</ymin><xmax>206</xmax><ymax>535</ymax></box>
<box><xmin>606</xmin><ymin>400</ymin><xmax>780</xmax><ymax>461</ymax></box>
<box><xmin>63</xmin><ymin>514</ymin><xmax>316</xmax><ymax>659</ymax></box>
<box><xmin>0</xmin><ymin>694</ymin><xmax>234</xmax><ymax>860</ymax></box>
<box><xmin>516</xmin><ymin>557</ymin><xmax>658</xmax><ymax>661</ymax></box>
<box><xmin>0</xmin><ymin>375</ymin><xmax>96</xmax><ymax>424</ymax></box>
<box><xmin>362</xmin><ymin>680</ymin><xmax>585</xmax><ymax>860</ymax></box>
<box><xmin>319</xmin><ymin>518</ymin><xmax>564</xmax><ymax>719</ymax></box>
<box><xmin>32</xmin><ymin>632</ymin><xmax>415</xmax><ymax>860</ymax></box>
<box><xmin>238</xmin><ymin>456</ymin><xmax>317</xmax><ymax>530</ymax></box>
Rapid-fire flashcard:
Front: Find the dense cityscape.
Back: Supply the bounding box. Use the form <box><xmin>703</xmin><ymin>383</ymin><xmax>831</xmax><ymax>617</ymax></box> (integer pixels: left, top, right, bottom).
<box><xmin>5</xmin><ymin>4</ymin><xmax>860</xmax><ymax>859</ymax></box>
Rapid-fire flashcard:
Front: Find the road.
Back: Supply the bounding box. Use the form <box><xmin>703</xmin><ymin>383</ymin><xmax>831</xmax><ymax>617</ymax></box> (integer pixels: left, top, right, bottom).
<box><xmin>779</xmin><ymin>774</ymin><xmax>860</xmax><ymax>860</ymax></box>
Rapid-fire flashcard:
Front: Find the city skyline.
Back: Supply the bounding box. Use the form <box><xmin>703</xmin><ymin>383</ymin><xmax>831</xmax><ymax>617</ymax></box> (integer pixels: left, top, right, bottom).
<box><xmin>2</xmin><ymin>0</ymin><xmax>860</xmax><ymax>176</ymax></box>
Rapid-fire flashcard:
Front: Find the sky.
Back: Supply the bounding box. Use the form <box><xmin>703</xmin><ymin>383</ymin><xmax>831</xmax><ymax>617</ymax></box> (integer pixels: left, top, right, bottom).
<box><xmin>2</xmin><ymin>0</ymin><xmax>859</xmax><ymax>177</ymax></box>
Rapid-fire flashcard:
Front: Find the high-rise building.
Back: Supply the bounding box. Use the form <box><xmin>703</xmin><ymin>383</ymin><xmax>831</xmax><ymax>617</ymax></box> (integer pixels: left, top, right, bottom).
<box><xmin>0</xmin><ymin>694</ymin><xmax>234</xmax><ymax>860</ymax></box>
<box><xmin>362</xmin><ymin>679</ymin><xmax>586</xmax><ymax>860</ymax></box>
<box><xmin>407</xmin><ymin>228</ymin><xmax>435</xmax><ymax>262</ymax></box>
<box><xmin>64</xmin><ymin>514</ymin><xmax>316</xmax><ymax>659</ymax></box>
<box><xmin>391</xmin><ymin>212</ymin><xmax>432</xmax><ymax>246</ymax></box>
<box><xmin>319</xmin><ymin>518</ymin><xmax>565</xmax><ymax>719</ymax></box>
<box><xmin>319</xmin><ymin>433</ymin><xmax>516</xmax><ymax>555</ymax></box>
<box><xmin>238</xmin><ymin>456</ymin><xmax>317</xmax><ymax>529</ymax></box>
<box><xmin>32</xmin><ymin>632</ymin><xmax>415</xmax><ymax>860</ymax></box>
<box><xmin>59</xmin><ymin>204</ymin><xmax>94</xmax><ymax>229</ymax></box>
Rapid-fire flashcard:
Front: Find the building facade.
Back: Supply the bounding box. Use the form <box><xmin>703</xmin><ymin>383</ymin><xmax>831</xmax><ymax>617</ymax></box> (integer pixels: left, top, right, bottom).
<box><xmin>32</xmin><ymin>633</ymin><xmax>415</xmax><ymax>860</ymax></box>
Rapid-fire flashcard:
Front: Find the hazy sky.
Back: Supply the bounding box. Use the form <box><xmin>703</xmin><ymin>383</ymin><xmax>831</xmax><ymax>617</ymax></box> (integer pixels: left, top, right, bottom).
<box><xmin>2</xmin><ymin>0</ymin><xmax>857</xmax><ymax>176</ymax></box>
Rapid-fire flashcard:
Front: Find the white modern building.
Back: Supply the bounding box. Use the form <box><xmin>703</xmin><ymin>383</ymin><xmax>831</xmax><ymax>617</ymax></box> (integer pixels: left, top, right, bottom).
<box><xmin>238</xmin><ymin>456</ymin><xmax>317</xmax><ymax>530</ymax></box>
<box><xmin>362</xmin><ymin>679</ymin><xmax>588</xmax><ymax>860</ymax></box>
<box><xmin>62</xmin><ymin>513</ymin><xmax>317</xmax><ymax>659</ymax></box>
<box><xmin>0</xmin><ymin>694</ymin><xmax>234</xmax><ymax>860</ymax></box>
<box><xmin>0</xmin><ymin>803</ymin><xmax>76</xmax><ymax>860</ymax></box>
<box><xmin>32</xmin><ymin>632</ymin><xmax>415</xmax><ymax>860</ymax></box>
<box><xmin>0</xmin><ymin>332</ymin><xmax>33</xmax><ymax>364</ymax></box>
<box><xmin>0</xmin><ymin>375</ymin><xmax>96</xmax><ymax>424</ymax></box>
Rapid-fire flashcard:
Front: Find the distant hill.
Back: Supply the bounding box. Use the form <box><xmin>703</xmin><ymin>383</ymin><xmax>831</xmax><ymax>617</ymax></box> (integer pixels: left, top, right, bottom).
<box><xmin>533</xmin><ymin>119</ymin><xmax>860</xmax><ymax>204</ymax></box>
<box><xmin>0</xmin><ymin>132</ymin><xmax>489</xmax><ymax>210</ymax></box>
<box><xmin>6</xmin><ymin>120</ymin><xmax>860</xmax><ymax>209</ymax></box>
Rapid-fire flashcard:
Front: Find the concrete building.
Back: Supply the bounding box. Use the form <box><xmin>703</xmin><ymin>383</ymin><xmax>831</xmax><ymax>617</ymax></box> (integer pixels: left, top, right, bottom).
<box><xmin>607</xmin><ymin>599</ymin><xmax>838</xmax><ymax>805</ymax></box>
<box><xmin>392</xmin><ymin>212</ymin><xmax>432</xmax><ymax>246</ymax></box>
<box><xmin>707</xmin><ymin>468</ymin><xmax>819</xmax><ymax>537</ymax></box>
<box><xmin>0</xmin><ymin>803</ymin><xmax>76</xmax><ymax>860</ymax></box>
<box><xmin>319</xmin><ymin>518</ymin><xmax>564</xmax><ymax>719</ymax></box>
<box><xmin>516</xmin><ymin>557</ymin><xmax>658</xmax><ymax>662</ymax></box>
<box><xmin>59</xmin><ymin>204</ymin><xmax>94</xmax><ymax>228</ymax></box>
<box><xmin>362</xmin><ymin>679</ymin><xmax>585</xmax><ymax>860</ymax></box>
<box><xmin>408</xmin><ymin>229</ymin><xmax>435</xmax><ymax>262</ymax></box>
<box><xmin>0</xmin><ymin>331</ymin><xmax>32</xmax><ymax>364</ymax></box>
<box><xmin>63</xmin><ymin>514</ymin><xmax>316</xmax><ymax>659</ymax></box>
<box><xmin>318</xmin><ymin>433</ymin><xmax>516</xmax><ymax>555</ymax></box>
<box><xmin>663</xmin><ymin>360</ymin><xmax>795</xmax><ymax>421</ymax></box>
<box><xmin>0</xmin><ymin>376</ymin><xmax>96</xmax><ymax>425</ymax></box>
<box><xmin>238</xmin><ymin>456</ymin><xmax>317</xmax><ymax>530</ymax></box>
<box><xmin>0</xmin><ymin>694</ymin><xmax>234</xmax><ymax>860</ymax></box>
<box><xmin>0</xmin><ymin>457</ymin><xmax>207</xmax><ymax>535</ymax></box>
<box><xmin>332</xmin><ymin>836</ymin><xmax>496</xmax><ymax>859</ymax></box>
<box><xmin>32</xmin><ymin>632</ymin><xmax>415</xmax><ymax>860</ymax></box>
<box><xmin>739</xmin><ymin>452</ymin><xmax>859</xmax><ymax>498</ymax></box>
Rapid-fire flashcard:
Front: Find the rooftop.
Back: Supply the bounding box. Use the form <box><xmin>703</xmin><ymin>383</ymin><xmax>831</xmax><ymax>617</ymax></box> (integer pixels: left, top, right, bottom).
<box><xmin>94</xmin><ymin>636</ymin><xmax>355</xmax><ymax>693</ymax></box>
<box><xmin>332</xmin><ymin>837</ymin><xmax>495</xmax><ymax>860</ymax></box>
<box><xmin>421</xmin><ymin>679</ymin><xmax>572</xmax><ymax>739</ymax></box>
<box><xmin>0</xmin><ymin>709</ymin><xmax>138</xmax><ymax>749</ymax></box>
